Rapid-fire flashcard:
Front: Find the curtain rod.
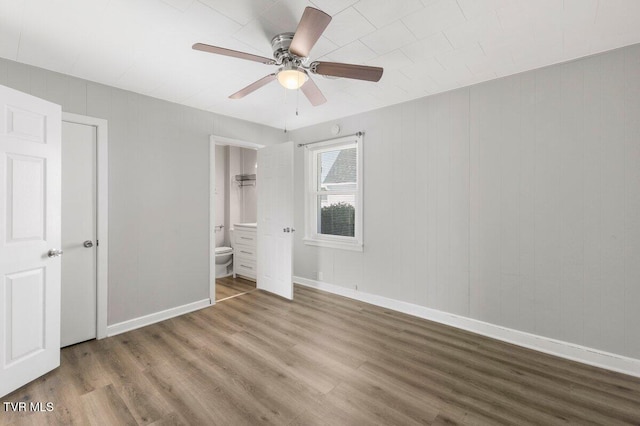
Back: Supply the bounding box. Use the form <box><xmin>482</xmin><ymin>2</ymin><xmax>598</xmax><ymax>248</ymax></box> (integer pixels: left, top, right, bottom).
<box><xmin>297</xmin><ymin>131</ymin><xmax>364</xmax><ymax>148</ymax></box>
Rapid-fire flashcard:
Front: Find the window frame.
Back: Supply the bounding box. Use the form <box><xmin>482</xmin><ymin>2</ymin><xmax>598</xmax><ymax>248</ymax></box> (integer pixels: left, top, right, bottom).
<box><xmin>303</xmin><ymin>133</ymin><xmax>363</xmax><ymax>252</ymax></box>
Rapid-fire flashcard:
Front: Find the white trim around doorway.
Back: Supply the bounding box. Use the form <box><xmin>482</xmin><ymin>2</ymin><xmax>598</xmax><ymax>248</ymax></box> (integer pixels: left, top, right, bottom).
<box><xmin>62</xmin><ymin>112</ymin><xmax>109</xmax><ymax>339</ymax></box>
<box><xmin>209</xmin><ymin>135</ymin><xmax>264</xmax><ymax>303</ymax></box>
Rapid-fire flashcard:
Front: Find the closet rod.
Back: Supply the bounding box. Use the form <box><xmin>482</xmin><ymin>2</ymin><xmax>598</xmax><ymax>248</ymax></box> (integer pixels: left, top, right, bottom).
<box><xmin>297</xmin><ymin>131</ymin><xmax>363</xmax><ymax>148</ymax></box>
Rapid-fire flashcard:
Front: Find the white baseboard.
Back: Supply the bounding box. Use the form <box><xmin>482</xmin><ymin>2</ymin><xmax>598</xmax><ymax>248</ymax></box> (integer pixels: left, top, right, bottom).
<box><xmin>106</xmin><ymin>298</ymin><xmax>212</xmax><ymax>337</ymax></box>
<box><xmin>294</xmin><ymin>276</ymin><xmax>640</xmax><ymax>378</ymax></box>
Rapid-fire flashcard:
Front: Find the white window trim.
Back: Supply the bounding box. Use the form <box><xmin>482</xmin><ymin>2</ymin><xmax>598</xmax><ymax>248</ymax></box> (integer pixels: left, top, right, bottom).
<box><xmin>303</xmin><ymin>133</ymin><xmax>363</xmax><ymax>252</ymax></box>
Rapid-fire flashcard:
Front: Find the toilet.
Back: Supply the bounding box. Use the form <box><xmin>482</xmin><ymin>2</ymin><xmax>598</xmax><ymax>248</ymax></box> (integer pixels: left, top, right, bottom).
<box><xmin>215</xmin><ymin>246</ymin><xmax>233</xmax><ymax>278</ymax></box>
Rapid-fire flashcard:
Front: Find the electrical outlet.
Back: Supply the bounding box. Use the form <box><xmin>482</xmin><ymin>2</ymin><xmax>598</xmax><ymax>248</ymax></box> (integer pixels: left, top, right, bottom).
<box><xmin>317</xmin><ymin>271</ymin><xmax>323</xmax><ymax>281</ymax></box>
<box><xmin>355</xmin><ymin>284</ymin><xmax>358</xmax><ymax>291</ymax></box>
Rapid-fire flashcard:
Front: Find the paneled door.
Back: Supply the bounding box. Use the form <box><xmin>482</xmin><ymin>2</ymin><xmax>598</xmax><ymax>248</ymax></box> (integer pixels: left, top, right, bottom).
<box><xmin>0</xmin><ymin>84</ymin><xmax>62</xmax><ymax>397</ymax></box>
<box><xmin>257</xmin><ymin>141</ymin><xmax>294</xmax><ymax>300</ymax></box>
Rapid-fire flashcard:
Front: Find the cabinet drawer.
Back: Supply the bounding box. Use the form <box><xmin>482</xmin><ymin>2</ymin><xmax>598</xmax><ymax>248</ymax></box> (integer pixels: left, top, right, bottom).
<box><xmin>234</xmin><ymin>246</ymin><xmax>256</xmax><ymax>258</ymax></box>
<box><xmin>235</xmin><ymin>259</ymin><xmax>256</xmax><ymax>278</ymax></box>
<box><xmin>234</xmin><ymin>229</ymin><xmax>257</xmax><ymax>246</ymax></box>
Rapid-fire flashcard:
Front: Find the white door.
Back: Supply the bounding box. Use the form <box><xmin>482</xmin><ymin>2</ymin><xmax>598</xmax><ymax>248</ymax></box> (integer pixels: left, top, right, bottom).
<box><xmin>0</xmin><ymin>85</ymin><xmax>62</xmax><ymax>397</ymax></box>
<box><xmin>61</xmin><ymin>121</ymin><xmax>97</xmax><ymax>347</ymax></box>
<box><xmin>257</xmin><ymin>141</ymin><xmax>294</xmax><ymax>300</ymax></box>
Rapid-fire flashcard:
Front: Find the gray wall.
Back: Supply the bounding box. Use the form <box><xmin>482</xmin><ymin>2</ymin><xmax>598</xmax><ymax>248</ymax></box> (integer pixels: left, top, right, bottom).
<box><xmin>291</xmin><ymin>43</ymin><xmax>640</xmax><ymax>360</ymax></box>
<box><xmin>0</xmin><ymin>57</ymin><xmax>284</xmax><ymax>326</ymax></box>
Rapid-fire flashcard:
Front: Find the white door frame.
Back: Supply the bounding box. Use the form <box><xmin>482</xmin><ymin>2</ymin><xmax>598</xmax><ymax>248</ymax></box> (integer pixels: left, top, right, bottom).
<box><xmin>209</xmin><ymin>135</ymin><xmax>264</xmax><ymax>303</ymax></box>
<box><xmin>62</xmin><ymin>112</ymin><xmax>108</xmax><ymax>339</ymax></box>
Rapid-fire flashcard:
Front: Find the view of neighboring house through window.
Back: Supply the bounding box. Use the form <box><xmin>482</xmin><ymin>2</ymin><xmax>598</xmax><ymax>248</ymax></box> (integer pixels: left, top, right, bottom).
<box><xmin>304</xmin><ymin>133</ymin><xmax>363</xmax><ymax>251</ymax></box>
<box><xmin>318</xmin><ymin>147</ymin><xmax>356</xmax><ymax>236</ymax></box>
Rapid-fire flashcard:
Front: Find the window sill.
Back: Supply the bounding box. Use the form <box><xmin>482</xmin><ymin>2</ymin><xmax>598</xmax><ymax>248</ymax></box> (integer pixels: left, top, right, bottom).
<box><xmin>303</xmin><ymin>238</ymin><xmax>363</xmax><ymax>252</ymax></box>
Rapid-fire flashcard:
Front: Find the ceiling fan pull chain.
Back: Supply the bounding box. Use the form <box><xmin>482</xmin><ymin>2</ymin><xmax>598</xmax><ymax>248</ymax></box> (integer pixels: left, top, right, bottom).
<box><xmin>283</xmin><ymin>106</ymin><xmax>288</xmax><ymax>133</ymax></box>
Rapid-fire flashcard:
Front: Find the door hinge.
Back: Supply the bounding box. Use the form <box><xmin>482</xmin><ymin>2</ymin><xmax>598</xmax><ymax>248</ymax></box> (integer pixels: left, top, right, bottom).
<box><xmin>96</xmin><ymin>240</ymin><xmax>99</xmax><ymax>247</ymax></box>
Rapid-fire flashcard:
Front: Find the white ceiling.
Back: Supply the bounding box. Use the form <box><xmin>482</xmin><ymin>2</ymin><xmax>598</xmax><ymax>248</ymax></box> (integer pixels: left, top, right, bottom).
<box><xmin>1</xmin><ymin>0</ymin><xmax>639</xmax><ymax>130</ymax></box>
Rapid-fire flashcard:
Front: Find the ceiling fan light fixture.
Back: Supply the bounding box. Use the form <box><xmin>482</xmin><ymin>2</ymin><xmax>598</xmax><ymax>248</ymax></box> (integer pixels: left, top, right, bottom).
<box><xmin>277</xmin><ymin>68</ymin><xmax>308</xmax><ymax>90</ymax></box>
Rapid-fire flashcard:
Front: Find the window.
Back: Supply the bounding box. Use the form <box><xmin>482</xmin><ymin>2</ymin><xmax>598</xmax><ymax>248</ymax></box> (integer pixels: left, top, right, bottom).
<box><xmin>304</xmin><ymin>133</ymin><xmax>363</xmax><ymax>251</ymax></box>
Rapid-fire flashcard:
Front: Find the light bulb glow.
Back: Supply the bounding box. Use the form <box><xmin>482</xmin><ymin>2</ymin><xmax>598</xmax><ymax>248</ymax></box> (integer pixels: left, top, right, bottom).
<box><xmin>277</xmin><ymin>69</ymin><xmax>308</xmax><ymax>90</ymax></box>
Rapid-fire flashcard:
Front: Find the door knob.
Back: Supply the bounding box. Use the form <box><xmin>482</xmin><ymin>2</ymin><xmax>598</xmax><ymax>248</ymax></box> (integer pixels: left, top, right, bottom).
<box><xmin>83</xmin><ymin>240</ymin><xmax>94</xmax><ymax>248</ymax></box>
<box><xmin>47</xmin><ymin>249</ymin><xmax>63</xmax><ymax>258</ymax></box>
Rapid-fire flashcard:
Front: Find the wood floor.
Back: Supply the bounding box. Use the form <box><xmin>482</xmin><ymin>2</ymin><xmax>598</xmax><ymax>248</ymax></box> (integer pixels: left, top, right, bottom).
<box><xmin>2</xmin><ymin>285</ymin><xmax>640</xmax><ymax>425</ymax></box>
<box><xmin>215</xmin><ymin>276</ymin><xmax>256</xmax><ymax>301</ymax></box>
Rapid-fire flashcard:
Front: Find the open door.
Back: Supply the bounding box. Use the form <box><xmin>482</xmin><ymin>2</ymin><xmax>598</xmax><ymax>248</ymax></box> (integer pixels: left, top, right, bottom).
<box><xmin>257</xmin><ymin>141</ymin><xmax>294</xmax><ymax>300</ymax></box>
<box><xmin>0</xmin><ymin>85</ymin><xmax>62</xmax><ymax>397</ymax></box>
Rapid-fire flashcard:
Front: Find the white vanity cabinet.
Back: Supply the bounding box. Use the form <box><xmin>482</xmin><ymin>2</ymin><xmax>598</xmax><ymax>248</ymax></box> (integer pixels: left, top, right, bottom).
<box><xmin>233</xmin><ymin>223</ymin><xmax>257</xmax><ymax>280</ymax></box>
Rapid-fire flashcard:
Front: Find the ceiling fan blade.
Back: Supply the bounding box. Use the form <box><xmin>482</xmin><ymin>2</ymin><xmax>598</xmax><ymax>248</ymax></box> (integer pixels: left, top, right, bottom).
<box><xmin>193</xmin><ymin>43</ymin><xmax>274</xmax><ymax>65</ymax></box>
<box><xmin>311</xmin><ymin>61</ymin><xmax>384</xmax><ymax>82</ymax></box>
<box><xmin>229</xmin><ymin>74</ymin><xmax>277</xmax><ymax>99</ymax></box>
<box><xmin>300</xmin><ymin>77</ymin><xmax>327</xmax><ymax>106</ymax></box>
<box><xmin>289</xmin><ymin>7</ymin><xmax>332</xmax><ymax>58</ymax></box>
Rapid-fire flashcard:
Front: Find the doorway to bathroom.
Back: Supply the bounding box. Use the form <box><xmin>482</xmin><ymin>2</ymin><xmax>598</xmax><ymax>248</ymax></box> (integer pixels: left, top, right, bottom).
<box><xmin>210</xmin><ymin>136</ymin><xmax>263</xmax><ymax>302</ymax></box>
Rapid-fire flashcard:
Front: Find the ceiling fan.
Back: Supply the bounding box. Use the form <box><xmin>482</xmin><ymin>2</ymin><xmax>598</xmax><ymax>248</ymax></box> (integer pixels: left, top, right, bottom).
<box><xmin>192</xmin><ymin>7</ymin><xmax>384</xmax><ymax>106</ymax></box>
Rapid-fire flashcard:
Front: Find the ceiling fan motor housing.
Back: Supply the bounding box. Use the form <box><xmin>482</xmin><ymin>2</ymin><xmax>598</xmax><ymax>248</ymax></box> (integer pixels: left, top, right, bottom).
<box><xmin>271</xmin><ymin>32</ymin><xmax>305</xmax><ymax>65</ymax></box>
